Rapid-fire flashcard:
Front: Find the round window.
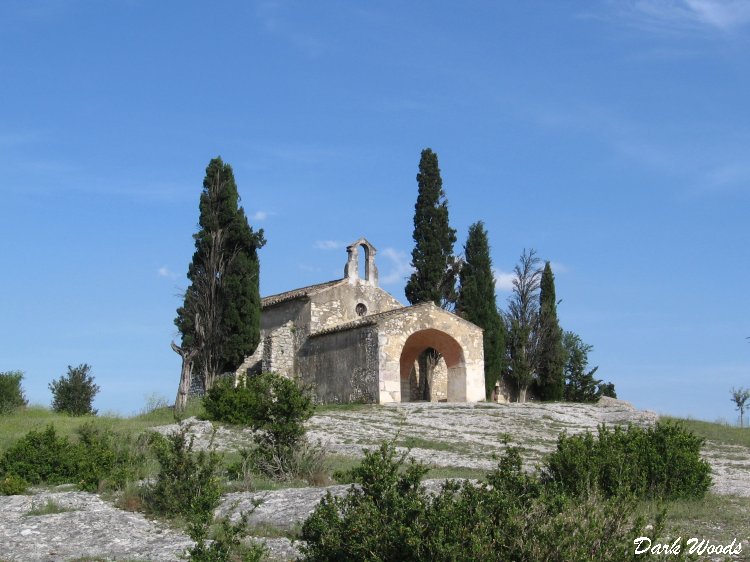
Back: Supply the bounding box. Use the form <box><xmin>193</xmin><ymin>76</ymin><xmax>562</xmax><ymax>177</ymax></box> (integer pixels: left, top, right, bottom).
<box><xmin>355</xmin><ymin>303</ymin><xmax>367</xmax><ymax>316</ymax></box>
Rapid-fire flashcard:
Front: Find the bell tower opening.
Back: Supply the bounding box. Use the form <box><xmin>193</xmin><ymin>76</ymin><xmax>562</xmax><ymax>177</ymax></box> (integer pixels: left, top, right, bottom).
<box><xmin>344</xmin><ymin>237</ymin><xmax>379</xmax><ymax>287</ymax></box>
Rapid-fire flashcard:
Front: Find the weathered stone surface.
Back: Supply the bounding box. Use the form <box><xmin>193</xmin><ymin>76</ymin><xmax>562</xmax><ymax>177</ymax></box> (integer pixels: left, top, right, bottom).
<box><xmin>2</xmin><ymin>401</ymin><xmax>749</xmax><ymax>561</ymax></box>
<box><xmin>0</xmin><ymin>491</ymin><xmax>192</xmax><ymax>561</ymax></box>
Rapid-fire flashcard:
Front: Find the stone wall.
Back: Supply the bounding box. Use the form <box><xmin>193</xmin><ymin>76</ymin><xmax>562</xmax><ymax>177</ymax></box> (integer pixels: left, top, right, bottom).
<box><xmin>376</xmin><ymin>303</ymin><xmax>485</xmax><ymax>403</ymax></box>
<box><xmin>298</xmin><ymin>325</ymin><xmax>379</xmax><ymax>403</ymax></box>
<box><xmin>309</xmin><ymin>283</ymin><xmax>402</xmax><ymax>332</ymax></box>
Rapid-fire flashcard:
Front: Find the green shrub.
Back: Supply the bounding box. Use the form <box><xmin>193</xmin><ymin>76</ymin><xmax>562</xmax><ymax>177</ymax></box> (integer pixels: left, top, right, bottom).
<box><xmin>0</xmin><ymin>425</ymin><xmax>79</xmax><ymax>486</ymax></box>
<box><xmin>0</xmin><ymin>473</ymin><xmax>29</xmax><ymax>495</ymax></box>
<box><xmin>0</xmin><ymin>370</ymin><xmax>28</xmax><ymax>414</ymax></box>
<box><xmin>143</xmin><ymin>427</ymin><xmax>223</xmax><ymax>521</ymax></box>
<box><xmin>301</xmin><ymin>441</ymin><xmax>679</xmax><ymax>562</ymax></box>
<box><xmin>0</xmin><ymin>423</ymin><xmax>146</xmax><ymax>494</ymax></box>
<box><xmin>205</xmin><ymin>372</ymin><xmax>314</xmax><ymax>481</ymax></box>
<box><xmin>49</xmin><ymin>364</ymin><xmax>100</xmax><ymax>416</ymax></box>
<box><xmin>73</xmin><ymin>423</ymin><xmax>147</xmax><ymax>491</ymax></box>
<box><xmin>144</xmin><ymin>426</ymin><xmax>263</xmax><ymax>561</ymax></box>
<box><xmin>542</xmin><ymin>421</ymin><xmax>712</xmax><ymax>500</ymax></box>
<box><xmin>205</xmin><ymin>373</ymin><xmax>313</xmax><ymax>447</ymax></box>
<box><xmin>186</xmin><ymin>512</ymin><xmax>266</xmax><ymax>562</ymax></box>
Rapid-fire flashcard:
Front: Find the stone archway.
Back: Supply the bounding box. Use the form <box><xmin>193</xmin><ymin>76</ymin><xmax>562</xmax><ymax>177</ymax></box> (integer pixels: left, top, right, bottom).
<box><xmin>399</xmin><ymin>329</ymin><xmax>467</xmax><ymax>402</ymax></box>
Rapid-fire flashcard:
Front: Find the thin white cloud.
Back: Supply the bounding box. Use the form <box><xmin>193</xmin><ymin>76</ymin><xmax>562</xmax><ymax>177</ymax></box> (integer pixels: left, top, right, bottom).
<box><xmin>251</xmin><ymin>210</ymin><xmax>270</xmax><ymax>221</ymax></box>
<box><xmin>158</xmin><ymin>266</ymin><xmax>178</xmax><ymax>279</ymax></box>
<box><xmin>493</xmin><ymin>268</ymin><xmax>515</xmax><ymax>292</ymax></box>
<box><xmin>605</xmin><ymin>0</ymin><xmax>750</xmax><ymax>33</ymax></box>
<box><xmin>314</xmin><ymin>240</ymin><xmax>345</xmax><ymax>250</ymax></box>
<box><xmin>379</xmin><ymin>247</ymin><xmax>415</xmax><ymax>285</ymax></box>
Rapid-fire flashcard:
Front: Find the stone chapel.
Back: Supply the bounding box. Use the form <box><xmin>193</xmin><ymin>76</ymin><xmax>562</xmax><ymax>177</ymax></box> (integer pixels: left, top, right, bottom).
<box><xmin>232</xmin><ymin>238</ymin><xmax>486</xmax><ymax>404</ymax></box>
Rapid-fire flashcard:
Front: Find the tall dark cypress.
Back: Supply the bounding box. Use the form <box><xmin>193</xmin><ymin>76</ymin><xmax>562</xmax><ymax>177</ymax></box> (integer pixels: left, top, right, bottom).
<box><xmin>537</xmin><ymin>261</ymin><xmax>565</xmax><ymax>401</ymax></box>
<box><xmin>457</xmin><ymin>222</ymin><xmax>506</xmax><ymax>399</ymax></box>
<box><xmin>405</xmin><ymin>148</ymin><xmax>457</xmax><ymax>307</ymax></box>
<box><xmin>175</xmin><ymin>157</ymin><xmax>265</xmax><ymax>393</ymax></box>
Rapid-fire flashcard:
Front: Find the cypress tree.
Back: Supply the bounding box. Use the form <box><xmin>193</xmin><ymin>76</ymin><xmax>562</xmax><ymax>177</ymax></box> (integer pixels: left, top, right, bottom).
<box><xmin>175</xmin><ymin>157</ymin><xmax>265</xmax><ymax>395</ymax></box>
<box><xmin>404</xmin><ymin>148</ymin><xmax>457</xmax><ymax>400</ymax></box>
<box><xmin>457</xmin><ymin>221</ymin><xmax>506</xmax><ymax>399</ymax></box>
<box><xmin>537</xmin><ymin>262</ymin><xmax>565</xmax><ymax>401</ymax></box>
<box><xmin>405</xmin><ymin>148</ymin><xmax>457</xmax><ymax>308</ymax></box>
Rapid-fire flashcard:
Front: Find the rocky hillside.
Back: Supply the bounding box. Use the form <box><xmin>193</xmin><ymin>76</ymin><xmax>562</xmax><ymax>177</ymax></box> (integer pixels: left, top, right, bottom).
<box><xmin>1</xmin><ymin>399</ymin><xmax>748</xmax><ymax>561</ymax></box>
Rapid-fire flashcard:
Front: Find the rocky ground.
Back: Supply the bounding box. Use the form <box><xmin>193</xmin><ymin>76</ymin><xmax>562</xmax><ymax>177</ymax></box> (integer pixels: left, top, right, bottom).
<box><xmin>2</xmin><ymin>399</ymin><xmax>749</xmax><ymax>561</ymax></box>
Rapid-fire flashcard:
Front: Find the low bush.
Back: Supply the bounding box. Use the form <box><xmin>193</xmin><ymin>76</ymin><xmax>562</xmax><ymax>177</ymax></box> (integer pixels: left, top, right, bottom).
<box><xmin>0</xmin><ymin>473</ymin><xmax>29</xmax><ymax>495</ymax></box>
<box><xmin>143</xmin><ymin>426</ymin><xmax>263</xmax><ymax>562</ymax></box>
<box><xmin>301</xmin><ymin>441</ymin><xmax>680</xmax><ymax>561</ymax></box>
<box><xmin>187</xmin><ymin>511</ymin><xmax>266</xmax><ymax>562</ymax></box>
<box><xmin>0</xmin><ymin>423</ymin><xmax>146</xmax><ymax>494</ymax></box>
<box><xmin>0</xmin><ymin>370</ymin><xmax>27</xmax><ymax>414</ymax></box>
<box><xmin>142</xmin><ymin>427</ymin><xmax>223</xmax><ymax>521</ymax></box>
<box><xmin>541</xmin><ymin>421</ymin><xmax>712</xmax><ymax>500</ymax></box>
<box><xmin>205</xmin><ymin>373</ymin><xmax>313</xmax><ymax>447</ymax></box>
<box><xmin>206</xmin><ymin>372</ymin><xmax>314</xmax><ymax>482</ymax></box>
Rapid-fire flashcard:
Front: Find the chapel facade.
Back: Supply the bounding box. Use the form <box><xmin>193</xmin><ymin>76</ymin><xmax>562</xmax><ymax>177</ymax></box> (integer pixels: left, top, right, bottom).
<box><xmin>233</xmin><ymin>238</ymin><xmax>486</xmax><ymax>404</ymax></box>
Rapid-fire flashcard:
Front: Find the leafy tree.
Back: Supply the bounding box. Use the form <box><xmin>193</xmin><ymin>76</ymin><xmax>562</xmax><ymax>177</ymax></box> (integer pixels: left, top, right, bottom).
<box><xmin>730</xmin><ymin>387</ymin><xmax>750</xmax><ymax>427</ymax></box>
<box><xmin>175</xmin><ymin>157</ymin><xmax>266</xmax><ymax>402</ymax></box>
<box><xmin>404</xmin><ymin>148</ymin><xmax>458</xmax><ymax>400</ymax></box>
<box><xmin>456</xmin><ymin>222</ymin><xmax>505</xmax><ymax>399</ymax></box>
<box><xmin>537</xmin><ymin>262</ymin><xmax>565</xmax><ymax>401</ymax></box>
<box><xmin>506</xmin><ymin>249</ymin><xmax>542</xmax><ymax>402</ymax></box>
<box><xmin>0</xmin><ymin>370</ymin><xmax>27</xmax><ymax>414</ymax></box>
<box><xmin>49</xmin><ymin>364</ymin><xmax>100</xmax><ymax>416</ymax></box>
<box><xmin>562</xmin><ymin>332</ymin><xmax>601</xmax><ymax>402</ymax></box>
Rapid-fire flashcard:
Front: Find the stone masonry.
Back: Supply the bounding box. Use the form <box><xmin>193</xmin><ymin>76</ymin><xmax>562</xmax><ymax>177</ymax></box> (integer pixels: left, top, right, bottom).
<box><xmin>208</xmin><ymin>237</ymin><xmax>486</xmax><ymax>404</ymax></box>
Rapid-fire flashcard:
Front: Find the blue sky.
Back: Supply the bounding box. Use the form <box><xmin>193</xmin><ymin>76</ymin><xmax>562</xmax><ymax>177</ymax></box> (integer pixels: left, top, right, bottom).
<box><xmin>1</xmin><ymin>1</ymin><xmax>748</xmax><ymax>421</ymax></box>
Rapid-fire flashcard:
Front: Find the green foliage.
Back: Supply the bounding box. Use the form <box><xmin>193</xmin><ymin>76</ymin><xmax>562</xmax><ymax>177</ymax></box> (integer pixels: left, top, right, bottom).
<box><xmin>73</xmin><ymin>422</ymin><xmax>147</xmax><ymax>491</ymax></box>
<box><xmin>143</xmin><ymin>427</ymin><xmax>223</xmax><ymax>521</ymax></box>
<box><xmin>0</xmin><ymin>425</ymin><xmax>79</xmax><ymax>487</ymax></box>
<box><xmin>206</xmin><ymin>373</ymin><xmax>315</xmax><ymax>482</ymax></box>
<box><xmin>175</xmin><ymin>157</ymin><xmax>266</xmax><ymax>390</ymax></box>
<box><xmin>143</xmin><ymin>426</ymin><xmax>263</xmax><ymax>562</ymax></box>
<box><xmin>301</xmin><ymin>441</ymin><xmax>678</xmax><ymax>562</ymax></box>
<box><xmin>49</xmin><ymin>364</ymin><xmax>100</xmax><ymax>416</ymax></box>
<box><xmin>206</xmin><ymin>373</ymin><xmax>313</xmax><ymax>449</ymax></box>
<box><xmin>505</xmin><ymin>249</ymin><xmax>542</xmax><ymax>402</ymax></box>
<box><xmin>456</xmin><ymin>222</ymin><xmax>506</xmax><ymax>398</ymax></box>
<box><xmin>186</xmin><ymin>511</ymin><xmax>267</xmax><ymax>562</ymax></box>
<box><xmin>537</xmin><ymin>262</ymin><xmax>565</xmax><ymax>401</ymax></box>
<box><xmin>0</xmin><ymin>371</ymin><xmax>27</xmax><ymax>414</ymax></box>
<box><xmin>0</xmin><ymin>473</ymin><xmax>28</xmax><ymax>495</ymax></box>
<box><xmin>0</xmin><ymin>423</ymin><xmax>146</xmax><ymax>494</ymax></box>
<box><xmin>562</xmin><ymin>331</ymin><xmax>602</xmax><ymax>402</ymax></box>
<box><xmin>542</xmin><ymin>422</ymin><xmax>712</xmax><ymax>500</ymax></box>
<box><xmin>405</xmin><ymin>148</ymin><xmax>458</xmax><ymax>308</ymax></box>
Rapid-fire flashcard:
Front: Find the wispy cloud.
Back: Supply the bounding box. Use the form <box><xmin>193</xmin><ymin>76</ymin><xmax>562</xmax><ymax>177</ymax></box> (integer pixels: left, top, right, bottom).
<box><xmin>314</xmin><ymin>240</ymin><xmax>345</xmax><ymax>250</ymax></box>
<box><xmin>493</xmin><ymin>268</ymin><xmax>515</xmax><ymax>292</ymax></box>
<box><xmin>602</xmin><ymin>0</ymin><xmax>750</xmax><ymax>33</ymax></box>
<box><xmin>251</xmin><ymin>210</ymin><xmax>272</xmax><ymax>221</ymax></box>
<box><xmin>157</xmin><ymin>266</ymin><xmax>178</xmax><ymax>279</ymax></box>
<box><xmin>379</xmin><ymin>247</ymin><xmax>415</xmax><ymax>285</ymax></box>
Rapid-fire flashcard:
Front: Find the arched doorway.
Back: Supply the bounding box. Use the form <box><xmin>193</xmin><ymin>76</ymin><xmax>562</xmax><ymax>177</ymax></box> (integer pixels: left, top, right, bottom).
<box><xmin>399</xmin><ymin>329</ymin><xmax>466</xmax><ymax>402</ymax></box>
